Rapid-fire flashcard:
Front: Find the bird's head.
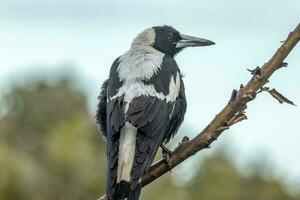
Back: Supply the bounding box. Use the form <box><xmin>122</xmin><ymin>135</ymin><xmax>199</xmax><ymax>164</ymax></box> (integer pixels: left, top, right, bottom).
<box><xmin>131</xmin><ymin>25</ymin><xmax>215</xmax><ymax>57</ymax></box>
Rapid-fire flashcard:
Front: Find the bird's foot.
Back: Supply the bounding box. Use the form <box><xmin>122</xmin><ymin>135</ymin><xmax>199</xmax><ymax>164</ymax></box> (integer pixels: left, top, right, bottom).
<box><xmin>161</xmin><ymin>144</ymin><xmax>172</xmax><ymax>171</ymax></box>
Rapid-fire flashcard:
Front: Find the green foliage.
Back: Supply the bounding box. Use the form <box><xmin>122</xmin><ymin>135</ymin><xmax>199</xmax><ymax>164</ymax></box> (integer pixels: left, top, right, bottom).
<box><xmin>0</xmin><ymin>75</ymin><xmax>299</xmax><ymax>200</ymax></box>
<box><xmin>0</xmin><ymin>78</ymin><xmax>105</xmax><ymax>200</ymax></box>
<box><xmin>143</xmin><ymin>152</ymin><xmax>300</xmax><ymax>200</ymax></box>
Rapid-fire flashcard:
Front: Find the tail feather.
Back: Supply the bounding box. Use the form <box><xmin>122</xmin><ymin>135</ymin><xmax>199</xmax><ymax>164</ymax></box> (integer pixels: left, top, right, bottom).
<box><xmin>128</xmin><ymin>183</ymin><xmax>141</xmax><ymax>200</ymax></box>
<box><xmin>115</xmin><ymin>181</ymin><xmax>141</xmax><ymax>200</ymax></box>
<box><xmin>115</xmin><ymin>181</ymin><xmax>129</xmax><ymax>199</ymax></box>
<box><xmin>112</xmin><ymin>122</ymin><xmax>142</xmax><ymax>200</ymax></box>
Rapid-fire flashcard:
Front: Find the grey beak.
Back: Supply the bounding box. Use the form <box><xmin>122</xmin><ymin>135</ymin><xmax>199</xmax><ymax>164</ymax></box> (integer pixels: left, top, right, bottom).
<box><xmin>176</xmin><ymin>34</ymin><xmax>215</xmax><ymax>48</ymax></box>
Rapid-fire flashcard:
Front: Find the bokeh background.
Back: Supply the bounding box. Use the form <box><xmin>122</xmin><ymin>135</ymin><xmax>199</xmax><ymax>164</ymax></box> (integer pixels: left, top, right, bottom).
<box><xmin>0</xmin><ymin>0</ymin><xmax>300</xmax><ymax>199</ymax></box>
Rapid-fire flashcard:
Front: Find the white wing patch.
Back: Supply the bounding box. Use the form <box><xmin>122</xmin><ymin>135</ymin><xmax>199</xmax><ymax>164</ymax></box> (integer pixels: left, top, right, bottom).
<box><xmin>168</xmin><ymin>72</ymin><xmax>181</xmax><ymax>102</ymax></box>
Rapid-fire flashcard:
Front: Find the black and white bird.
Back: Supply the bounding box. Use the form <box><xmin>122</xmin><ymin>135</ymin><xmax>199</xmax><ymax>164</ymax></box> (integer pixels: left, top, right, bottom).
<box><xmin>96</xmin><ymin>25</ymin><xmax>215</xmax><ymax>200</ymax></box>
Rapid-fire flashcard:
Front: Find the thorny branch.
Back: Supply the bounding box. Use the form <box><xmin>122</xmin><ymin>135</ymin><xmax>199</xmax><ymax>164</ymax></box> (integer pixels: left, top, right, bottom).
<box><xmin>98</xmin><ymin>23</ymin><xmax>300</xmax><ymax>200</ymax></box>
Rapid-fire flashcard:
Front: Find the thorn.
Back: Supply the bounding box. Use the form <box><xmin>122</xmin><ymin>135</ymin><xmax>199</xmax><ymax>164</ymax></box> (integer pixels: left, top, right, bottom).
<box><xmin>247</xmin><ymin>66</ymin><xmax>262</xmax><ymax>77</ymax></box>
<box><xmin>174</xmin><ymin>136</ymin><xmax>190</xmax><ymax>151</ymax></box>
<box><xmin>263</xmin><ymin>87</ymin><xmax>270</xmax><ymax>91</ymax></box>
<box><xmin>230</xmin><ymin>89</ymin><xmax>238</xmax><ymax>102</ymax></box>
<box><xmin>181</xmin><ymin>136</ymin><xmax>190</xmax><ymax>143</ymax></box>
<box><xmin>276</xmin><ymin>62</ymin><xmax>288</xmax><ymax>70</ymax></box>
<box><xmin>211</xmin><ymin>133</ymin><xmax>220</xmax><ymax>141</ymax></box>
<box><xmin>281</xmin><ymin>62</ymin><xmax>288</xmax><ymax>67</ymax></box>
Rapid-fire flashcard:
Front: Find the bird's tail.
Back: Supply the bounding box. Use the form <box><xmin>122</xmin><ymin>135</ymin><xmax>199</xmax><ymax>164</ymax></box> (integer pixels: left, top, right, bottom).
<box><xmin>115</xmin><ymin>181</ymin><xmax>142</xmax><ymax>200</ymax></box>
<box><xmin>114</xmin><ymin>122</ymin><xmax>141</xmax><ymax>200</ymax></box>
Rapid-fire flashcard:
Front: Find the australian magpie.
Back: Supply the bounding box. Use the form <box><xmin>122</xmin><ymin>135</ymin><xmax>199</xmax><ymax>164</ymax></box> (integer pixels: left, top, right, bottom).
<box><xmin>96</xmin><ymin>25</ymin><xmax>215</xmax><ymax>200</ymax></box>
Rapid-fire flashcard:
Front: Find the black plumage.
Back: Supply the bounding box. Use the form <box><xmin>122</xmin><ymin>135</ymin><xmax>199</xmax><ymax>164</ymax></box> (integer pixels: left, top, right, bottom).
<box><xmin>96</xmin><ymin>79</ymin><xmax>108</xmax><ymax>137</ymax></box>
<box><xmin>96</xmin><ymin>25</ymin><xmax>215</xmax><ymax>200</ymax></box>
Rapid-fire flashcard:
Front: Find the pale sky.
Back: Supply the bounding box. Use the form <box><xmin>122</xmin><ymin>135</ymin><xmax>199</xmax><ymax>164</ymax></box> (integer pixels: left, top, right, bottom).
<box><xmin>0</xmin><ymin>0</ymin><xmax>300</xmax><ymax>190</ymax></box>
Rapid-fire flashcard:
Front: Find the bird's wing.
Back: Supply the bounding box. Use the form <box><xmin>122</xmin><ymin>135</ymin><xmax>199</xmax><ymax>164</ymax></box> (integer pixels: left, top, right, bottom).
<box><xmin>105</xmin><ymin>55</ymin><xmax>185</xmax><ymax>199</ymax></box>
<box><xmin>126</xmin><ymin>96</ymin><xmax>171</xmax><ymax>189</ymax></box>
<box><xmin>106</xmin><ymin>95</ymin><xmax>171</xmax><ymax>198</ymax></box>
<box><xmin>142</xmin><ymin>56</ymin><xmax>187</xmax><ymax>143</ymax></box>
<box><xmin>125</xmin><ymin>56</ymin><xmax>184</xmax><ymax>189</ymax></box>
<box><xmin>96</xmin><ymin>79</ymin><xmax>108</xmax><ymax>138</ymax></box>
<box><xmin>105</xmin><ymin>58</ymin><xmax>125</xmax><ymax>199</ymax></box>
<box><xmin>163</xmin><ymin>76</ymin><xmax>187</xmax><ymax>143</ymax></box>
<box><xmin>106</xmin><ymin>97</ymin><xmax>125</xmax><ymax>199</ymax></box>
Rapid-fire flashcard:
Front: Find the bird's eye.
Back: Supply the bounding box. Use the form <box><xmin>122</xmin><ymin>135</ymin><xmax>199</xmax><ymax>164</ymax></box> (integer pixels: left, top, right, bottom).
<box><xmin>167</xmin><ymin>36</ymin><xmax>172</xmax><ymax>41</ymax></box>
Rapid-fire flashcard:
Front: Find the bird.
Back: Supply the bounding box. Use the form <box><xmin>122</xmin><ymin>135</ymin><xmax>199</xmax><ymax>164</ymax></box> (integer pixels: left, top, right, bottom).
<box><xmin>96</xmin><ymin>25</ymin><xmax>215</xmax><ymax>200</ymax></box>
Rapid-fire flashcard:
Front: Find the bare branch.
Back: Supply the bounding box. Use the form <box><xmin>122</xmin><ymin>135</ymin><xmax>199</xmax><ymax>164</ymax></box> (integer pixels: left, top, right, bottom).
<box><xmin>268</xmin><ymin>88</ymin><xmax>296</xmax><ymax>106</ymax></box>
<box><xmin>98</xmin><ymin>23</ymin><xmax>300</xmax><ymax>200</ymax></box>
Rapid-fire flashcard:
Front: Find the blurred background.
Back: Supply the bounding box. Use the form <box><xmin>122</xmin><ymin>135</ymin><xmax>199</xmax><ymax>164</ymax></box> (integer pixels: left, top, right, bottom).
<box><xmin>0</xmin><ymin>0</ymin><xmax>300</xmax><ymax>199</ymax></box>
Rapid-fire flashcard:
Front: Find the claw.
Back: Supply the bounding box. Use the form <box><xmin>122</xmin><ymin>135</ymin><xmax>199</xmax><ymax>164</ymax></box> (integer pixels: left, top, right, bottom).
<box><xmin>161</xmin><ymin>144</ymin><xmax>172</xmax><ymax>171</ymax></box>
<box><xmin>162</xmin><ymin>151</ymin><xmax>172</xmax><ymax>170</ymax></box>
<box><xmin>161</xmin><ymin>144</ymin><xmax>172</xmax><ymax>154</ymax></box>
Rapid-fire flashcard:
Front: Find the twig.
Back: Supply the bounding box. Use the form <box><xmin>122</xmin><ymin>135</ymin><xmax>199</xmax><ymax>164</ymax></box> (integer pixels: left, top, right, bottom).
<box><xmin>98</xmin><ymin>23</ymin><xmax>300</xmax><ymax>200</ymax></box>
